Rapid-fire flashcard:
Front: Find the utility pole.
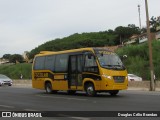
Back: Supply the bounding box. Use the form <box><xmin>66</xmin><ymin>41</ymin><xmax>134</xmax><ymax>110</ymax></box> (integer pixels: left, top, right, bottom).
<box><xmin>138</xmin><ymin>5</ymin><xmax>142</xmax><ymax>29</ymax></box>
<box><xmin>145</xmin><ymin>0</ymin><xmax>155</xmax><ymax>91</ymax></box>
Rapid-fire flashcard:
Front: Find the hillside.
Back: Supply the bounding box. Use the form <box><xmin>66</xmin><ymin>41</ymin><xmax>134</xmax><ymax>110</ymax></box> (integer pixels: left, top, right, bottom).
<box><xmin>0</xmin><ymin>41</ymin><xmax>160</xmax><ymax>80</ymax></box>
<box><xmin>0</xmin><ymin>63</ymin><xmax>32</xmax><ymax>79</ymax></box>
<box><xmin>116</xmin><ymin>40</ymin><xmax>160</xmax><ymax>80</ymax></box>
<box><xmin>29</xmin><ymin>31</ymin><xmax>118</xmax><ymax>58</ymax></box>
<box><xmin>29</xmin><ymin>24</ymin><xmax>140</xmax><ymax>58</ymax></box>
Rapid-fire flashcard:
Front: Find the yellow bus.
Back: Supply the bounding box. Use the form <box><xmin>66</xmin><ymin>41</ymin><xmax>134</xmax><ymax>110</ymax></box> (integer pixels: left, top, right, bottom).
<box><xmin>32</xmin><ymin>48</ymin><xmax>128</xmax><ymax>96</ymax></box>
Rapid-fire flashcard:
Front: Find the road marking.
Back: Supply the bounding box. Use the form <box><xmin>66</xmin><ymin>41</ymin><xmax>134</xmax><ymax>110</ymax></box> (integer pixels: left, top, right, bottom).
<box><xmin>0</xmin><ymin>105</ymin><xmax>14</xmax><ymax>108</ymax></box>
<box><xmin>36</xmin><ymin>95</ymin><xmax>88</xmax><ymax>101</ymax></box>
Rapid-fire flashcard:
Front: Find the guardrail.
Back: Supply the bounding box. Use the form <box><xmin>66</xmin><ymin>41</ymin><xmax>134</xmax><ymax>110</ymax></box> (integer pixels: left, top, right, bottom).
<box><xmin>128</xmin><ymin>81</ymin><xmax>160</xmax><ymax>91</ymax></box>
<box><xmin>13</xmin><ymin>80</ymin><xmax>32</xmax><ymax>87</ymax></box>
<box><xmin>12</xmin><ymin>80</ymin><xmax>160</xmax><ymax>91</ymax></box>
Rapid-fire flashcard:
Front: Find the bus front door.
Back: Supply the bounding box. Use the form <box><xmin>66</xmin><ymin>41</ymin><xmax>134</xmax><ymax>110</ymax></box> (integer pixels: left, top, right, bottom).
<box><xmin>68</xmin><ymin>55</ymin><xmax>83</xmax><ymax>89</ymax></box>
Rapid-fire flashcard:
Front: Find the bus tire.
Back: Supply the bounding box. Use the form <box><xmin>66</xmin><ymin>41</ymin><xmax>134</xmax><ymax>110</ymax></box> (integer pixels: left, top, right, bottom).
<box><xmin>85</xmin><ymin>83</ymin><xmax>96</xmax><ymax>97</ymax></box>
<box><xmin>109</xmin><ymin>90</ymin><xmax>119</xmax><ymax>96</ymax></box>
<box><xmin>45</xmin><ymin>82</ymin><xmax>53</xmax><ymax>94</ymax></box>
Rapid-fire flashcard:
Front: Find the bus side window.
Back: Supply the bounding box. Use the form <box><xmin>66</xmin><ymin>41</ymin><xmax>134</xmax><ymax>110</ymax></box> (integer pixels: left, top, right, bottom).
<box><xmin>77</xmin><ymin>55</ymin><xmax>83</xmax><ymax>73</ymax></box>
<box><xmin>84</xmin><ymin>53</ymin><xmax>98</xmax><ymax>73</ymax></box>
<box><xmin>44</xmin><ymin>55</ymin><xmax>55</xmax><ymax>71</ymax></box>
<box><xmin>34</xmin><ymin>56</ymin><xmax>45</xmax><ymax>70</ymax></box>
<box><xmin>55</xmin><ymin>54</ymin><xmax>69</xmax><ymax>72</ymax></box>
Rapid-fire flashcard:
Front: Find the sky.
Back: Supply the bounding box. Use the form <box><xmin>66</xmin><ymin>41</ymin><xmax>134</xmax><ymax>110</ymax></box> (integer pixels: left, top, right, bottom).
<box><xmin>0</xmin><ymin>0</ymin><xmax>159</xmax><ymax>57</ymax></box>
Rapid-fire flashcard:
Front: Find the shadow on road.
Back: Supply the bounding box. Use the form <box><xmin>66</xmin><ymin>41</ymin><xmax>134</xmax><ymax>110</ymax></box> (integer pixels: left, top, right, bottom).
<box><xmin>34</xmin><ymin>91</ymin><xmax>126</xmax><ymax>99</ymax></box>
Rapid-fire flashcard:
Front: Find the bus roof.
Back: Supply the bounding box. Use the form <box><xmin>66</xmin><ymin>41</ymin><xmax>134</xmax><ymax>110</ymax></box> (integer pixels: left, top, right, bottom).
<box><xmin>35</xmin><ymin>47</ymin><xmax>113</xmax><ymax>57</ymax></box>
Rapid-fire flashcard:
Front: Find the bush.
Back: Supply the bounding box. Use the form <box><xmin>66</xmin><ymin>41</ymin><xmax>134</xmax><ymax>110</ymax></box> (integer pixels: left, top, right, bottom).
<box><xmin>0</xmin><ymin>63</ymin><xmax>32</xmax><ymax>79</ymax></box>
<box><xmin>116</xmin><ymin>40</ymin><xmax>160</xmax><ymax>80</ymax></box>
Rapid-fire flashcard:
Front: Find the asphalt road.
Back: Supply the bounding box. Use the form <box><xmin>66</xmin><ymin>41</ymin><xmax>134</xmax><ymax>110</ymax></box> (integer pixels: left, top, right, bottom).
<box><xmin>0</xmin><ymin>86</ymin><xmax>160</xmax><ymax>120</ymax></box>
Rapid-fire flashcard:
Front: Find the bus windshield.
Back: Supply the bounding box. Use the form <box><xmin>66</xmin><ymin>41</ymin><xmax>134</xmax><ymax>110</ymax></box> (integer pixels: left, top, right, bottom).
<box><xmin>94</xmin><ymin>49</ymin><xmax>125</xmax><ymax>70</ymax></box>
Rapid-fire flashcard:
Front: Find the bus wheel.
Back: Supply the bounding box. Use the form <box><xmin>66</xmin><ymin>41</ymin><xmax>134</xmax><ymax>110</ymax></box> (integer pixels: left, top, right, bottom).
<box><xmin>109</xmin><ymin>90</ymin><xmax>119</xmax><ymax>96</ymax></box>
<box><xmin>86</xmin><ymin>83</ymin><xmax>96</xmax><ymax>97</ymax></box>
<box><xmin>45</xmin><ymin>82</ymin><xmax>53</xmax><ymax>94</ymax></box>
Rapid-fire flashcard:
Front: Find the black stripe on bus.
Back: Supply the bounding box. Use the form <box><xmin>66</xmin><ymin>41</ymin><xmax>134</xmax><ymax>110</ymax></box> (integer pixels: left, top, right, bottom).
<box><xmin>34</xmin><ymin>72</ymin><xmax>101</xmax><ymax>81</ymax></box>
<box><xmin>34</xmin><ymin>72</ymin><xmax>54</xmax><ymax>79</ymax></box>
<box><xmin>82</xmin><ymin>73</ymin><xmax>101</xmax><ymax>80</ymax></box>
<box><xmin>34</xmin><ymin>72</ymin><xmax>68</xmax><ymax>80</ymax></box>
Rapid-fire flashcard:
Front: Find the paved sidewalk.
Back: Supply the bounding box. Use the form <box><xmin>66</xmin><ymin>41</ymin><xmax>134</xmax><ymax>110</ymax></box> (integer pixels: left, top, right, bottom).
<box><xmin>128</xmin><ymin>87</ymin><xmax>160</xmax><ymax>91</ymax></box>
<box><xmin>12</xmin><ymin>84</ymin><xmax>160</xmax><ymax>92</ymax></box>
<box><xmin>12</xmin><ymin>80</ymin><xmax>160</xmax><ymax>91</ymax></box>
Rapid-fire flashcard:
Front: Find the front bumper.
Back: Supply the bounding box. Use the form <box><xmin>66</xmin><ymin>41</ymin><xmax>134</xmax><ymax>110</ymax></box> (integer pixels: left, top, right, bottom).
<box><xmin>0</xmin><ymin>82</ymin><xmax>12</xmax><ymax>86</ymax></box>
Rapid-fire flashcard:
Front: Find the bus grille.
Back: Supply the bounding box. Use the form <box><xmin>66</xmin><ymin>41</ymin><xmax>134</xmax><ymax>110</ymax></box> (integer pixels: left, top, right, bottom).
<box><xmin>113</xmin><ymin>76</ymin><xmax>125</xmax><ymax>83</ymax></box>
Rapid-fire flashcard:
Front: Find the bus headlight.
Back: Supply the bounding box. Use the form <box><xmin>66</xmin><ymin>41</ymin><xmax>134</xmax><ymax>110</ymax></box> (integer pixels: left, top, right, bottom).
<box><xmin>126</xmin><ymin>76</ymin><xmax>128</xmax><ymax>80</ymax></box>
<box><xmin>102</xmin><ymin>74</ymin><xmax>112</xmax><ymax>80</ymax></box>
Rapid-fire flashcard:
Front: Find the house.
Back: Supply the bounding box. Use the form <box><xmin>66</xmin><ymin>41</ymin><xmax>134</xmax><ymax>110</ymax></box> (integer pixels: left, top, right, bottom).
<box><xmin>139</xmin><ymin>33</ymin><xmax>155</xmax><ymax>43</ymax></box>
<box><xmin>125</xmin><ymin>32</ymin><xmax>156</xmax><ymax>45</ymax></box>
<box><xmin>124</xmin><ymin>35</ymin><xmax>138</xmax><ymax>45</ymax></box>
<box><xmin>0</xmin><ymin>58</ymin><xmax>9</xmax><ymax>64</ymax></box>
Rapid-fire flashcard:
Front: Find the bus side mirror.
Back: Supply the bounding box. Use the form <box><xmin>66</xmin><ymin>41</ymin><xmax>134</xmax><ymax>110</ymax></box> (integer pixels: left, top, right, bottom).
<box><xmin>123</xmin><ymin>55</ymin><xmax>127</xmax><ymax>58</ymax></box>
<box><xmin>121</xmin><ymin>55</ymin><xmax>127</xmax><ymax>61</ymax></box>
<box><xmin>84</xmin><ymin>52</ymin><xmax>95</xmax><ymax>59</ymax></box>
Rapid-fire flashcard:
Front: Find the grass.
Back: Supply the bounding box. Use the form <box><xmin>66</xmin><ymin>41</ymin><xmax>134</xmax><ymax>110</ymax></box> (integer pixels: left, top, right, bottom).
<box><xmin>1</xmin><ymin>40</ymin><xmax>160</xmax><ymax>80</ymax></box>
<box><xmin>0</xmin><ymin>63</ymin><xmax>32</xmax><ymax>79</ymax></box>
<box><xmin>116</xmin><ymin>40</ymin><xmax>160</xmax><ymax>80</ymax></box>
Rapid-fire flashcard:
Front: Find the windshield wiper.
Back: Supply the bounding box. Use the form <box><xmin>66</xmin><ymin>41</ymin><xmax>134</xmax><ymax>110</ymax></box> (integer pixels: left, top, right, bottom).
<box><xmin>102</xmin><ymin>65</ymin><xmax>125</xmax><ymax>70</ymax></box>
<box><xmin>102</xmin><ymin>65</ymin><xmax>116</xmax><ymax>69</ymax></box>
<box><xmin>102</xmin><ymin>65</ymin><xmax>113</xmax><ymax>67</ymax></box>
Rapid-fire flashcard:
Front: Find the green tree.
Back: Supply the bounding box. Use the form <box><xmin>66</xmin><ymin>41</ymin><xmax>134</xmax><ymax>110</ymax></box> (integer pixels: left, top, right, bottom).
<box><xmin>150</xmin><ymin>16</ymin><xmax>160</xmax><ymax>32</ymax></box>
<box><xmin>115</xmin><ymin>24</ymin><xmax>140</xmax><ymax>44</ymax></box>
<box><xmin>29</xmin><ymin>31</ymin><xmax>118</xmax><ymax>58</ymax></box>
<box><xmin>2</xmin><ymin>54</ymin><xmax>11</xmax><ymax>59</ymax></box>
<box><xmin>141</xmin><ymin>27</ymin><xmax>147</xmax><ymax>33</ymax></box>
<box><xmin>150</xmin><ymin>16</ymin><xmax>157</xmax><ymax>32</ymax></box>
<box><xmin>116</xmin><ymin>40</ymin><xmax>160</xmax><ymax>80</ymax></box>
<box><xmin>9</xmin><ymin>54</ymin><xmax>23</xmax><ymax>63</ymax></box>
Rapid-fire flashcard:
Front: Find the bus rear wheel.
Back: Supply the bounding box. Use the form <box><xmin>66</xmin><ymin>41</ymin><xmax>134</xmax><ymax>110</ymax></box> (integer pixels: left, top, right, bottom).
<box><xmin>85</xmin><ymin>83</ymin><xmax>96</xmax><ymax>97</ymax></box>
<box><xmin>45</xmin><ymin>82</ymin><xmax>53</xmax><ymax>94</ymax></box>
<box><xmin>109</xmin><ymin>90</ymin><xmax>119</xmax><ymax>96</ymax></box>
